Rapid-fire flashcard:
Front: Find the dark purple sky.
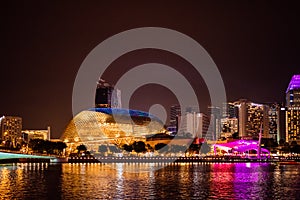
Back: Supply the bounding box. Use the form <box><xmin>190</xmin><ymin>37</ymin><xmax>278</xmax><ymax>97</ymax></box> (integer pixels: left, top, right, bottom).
<box><xmin>0</xmin><ymin>1</ymin><xmax>299</xmax><ymax>138</ymax></box>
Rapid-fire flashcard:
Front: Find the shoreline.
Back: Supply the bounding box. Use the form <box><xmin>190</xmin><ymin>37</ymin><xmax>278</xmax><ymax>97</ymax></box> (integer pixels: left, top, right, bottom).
<box><xmin>1</xmin><ymin>156</ymin><xmax>300</xmax><ymax>164</ymax></box>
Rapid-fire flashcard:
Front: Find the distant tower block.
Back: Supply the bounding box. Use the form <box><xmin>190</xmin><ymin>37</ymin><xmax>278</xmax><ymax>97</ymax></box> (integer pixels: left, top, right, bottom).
<box><xmin>169</xmin><ymin>105</ymin><xmax>181</xmax><ymax>134</ymax></box>
<box><xmin>285</xmin><ymin>74</ymin><xmax>300</xmax><ymax>142</ymax></box>
<box><xmin>95</xmin><ymin>79</ymin><xmax>122</xmax><ymax>108</ymax></box>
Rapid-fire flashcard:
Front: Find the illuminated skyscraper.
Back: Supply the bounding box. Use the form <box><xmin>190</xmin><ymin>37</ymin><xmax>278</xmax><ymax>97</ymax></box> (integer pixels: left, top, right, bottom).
<box><xmin>234</xmin><ymin>99</ymin><xmax>269</xmax><ymax>139</ymax></box>
<box><xmin>221</xmin><ymin>102</ymin><xmax>239</xmax><ymax>138</ymax></box>
<box><xmin>222</xmin><ymin>102</ymin><xmax>238</xmax><ymax>118</ymax></box>
<box><xmin>208</xmin><ymin>106</ymin><xmax>221</xmax><ymax>140</ymax></box>
<box><xmin>95</xmin><ymin>79</ymin><xmax>121</xmax><ymax>108</ymax></box>
<box><xmin>266</xmin><ymin>103</ymin><xmax>282</xmax><ymax>142</ymax></box>
<box><xmin>0</xmin><ymin>116</ymin><xmax>22</xmax><ymax>148</ymax></box>
<box><xmin>168</xmin><ymin>105</ymin><xmax>181</xmax><ymax>134</ymax></box>
<box><xmin>179</xmin><ymin>111</ymin><xmax>209</xmax><ymax>139</ymax></box>
<box><xmin>285</xmin><ymin>74</ymin><xmax>300</xmax><ymax>142</ymax></box>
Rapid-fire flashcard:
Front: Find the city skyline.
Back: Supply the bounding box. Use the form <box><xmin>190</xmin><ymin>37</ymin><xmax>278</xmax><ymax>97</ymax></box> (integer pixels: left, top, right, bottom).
<box><xmin>1</xmin><ymin>1</ymin><xmax>300</xmax><ymax>138</ymax></box>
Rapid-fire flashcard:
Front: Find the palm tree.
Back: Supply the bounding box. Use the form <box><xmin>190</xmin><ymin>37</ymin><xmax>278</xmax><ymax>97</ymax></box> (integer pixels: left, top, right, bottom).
<box><xmin>132</xmin><ymin>141</ymin><xmax>146</xmax><ymax>155</ymax></box>
<box><xmin>76</xmin><ymin>144</ymin><xmax>87</xmax><ymax>156</ymax></box>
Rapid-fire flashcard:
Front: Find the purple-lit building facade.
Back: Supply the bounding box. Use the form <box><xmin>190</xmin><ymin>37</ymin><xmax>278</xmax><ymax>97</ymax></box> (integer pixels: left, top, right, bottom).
<box><xmin>286</xmin><ymin>75</ymin><xmax>300</xmax><ymax>142</ymax></box>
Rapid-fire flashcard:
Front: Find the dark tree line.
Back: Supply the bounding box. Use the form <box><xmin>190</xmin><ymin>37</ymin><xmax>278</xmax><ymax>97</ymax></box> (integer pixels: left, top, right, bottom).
<box><xmin>121</xmin><ymin>141</ymin><xmax>147</xmax><ymax>154</ymax></box>
<box><xmin>28</xmin><ymin>139</ymin><xmax>67</xmax><ymax>155</ymax></box>
<box><xmin>94</xmin><ymin>141</ymin><xmax>212</xmax><ymax>156</ymax></box>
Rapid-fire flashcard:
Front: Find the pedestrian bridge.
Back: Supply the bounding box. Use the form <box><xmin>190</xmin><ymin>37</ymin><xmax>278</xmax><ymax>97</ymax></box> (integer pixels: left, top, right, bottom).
<box><xmin>0</xmin><ymin>151</ymin><xmax>54</xmax><ymax>160</ymax></box>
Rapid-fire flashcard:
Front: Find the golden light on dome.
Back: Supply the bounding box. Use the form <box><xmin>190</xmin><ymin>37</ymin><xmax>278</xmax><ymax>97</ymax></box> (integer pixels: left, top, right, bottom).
<box><xmin>61</xmin><ymin>109</ymin><xmax>165</xmax><ymax>148</ymax></box>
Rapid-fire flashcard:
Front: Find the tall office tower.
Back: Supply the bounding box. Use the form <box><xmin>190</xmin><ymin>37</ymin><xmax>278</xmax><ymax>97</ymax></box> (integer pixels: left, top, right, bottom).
<box><xmin>234</xmin><ymin>99</ymin><xmax>269</xmax><ymax>139</ymax></box>
<box><xmin>198</xmin><ymin>113</ymin><xmax>210</xmax><ymax>139</ymax></box>
<box><xmin>221</xmin><ymin>102</ymin><xmax>238</xmax><ymax>139</ymax></box>
<box><xmin>95</xmin><ymin>79</ymin><xmax>121</xmax><ymax>108</ymax></box>
<box><xmin>279</xmin><ymin>106</ymin><xmax>286</xmax><ymax>142</ymax></box>
<box><xmin>285</xmin><ymin>75</ymin><xmax>300</xmax><ymax>142</ymax></box>
<box><xmin>222</xmin><ymin>102</ymin><xmax>238</xmax><ymax>118</ymax></box>
<box><xmin>208</xmin><ymin>106</ymin><xmax>221</xmax><ymax>140</ymax></box>
<box><xmin>179</xmin><ymin>111</ymin><xmax>209</xmax><ymax>139</ymax></box>
<box><xmin>169</xmin><ymin>105</ymin><xmax>181</xmax><ymax>133</ymax></box>
<box><xmin>0</xmin><ymin>116</ymin><xmax>22</xmax><ymax>148</ymax></box>
<box><xmin>267</xmin><ymin>103</ymin><xmax>281</xmax><ymax>142</ymax></box>
<box><xmin>179</xmin><ymin>112</ymin><xmax>199</xmax><ymax>137</ymax></box>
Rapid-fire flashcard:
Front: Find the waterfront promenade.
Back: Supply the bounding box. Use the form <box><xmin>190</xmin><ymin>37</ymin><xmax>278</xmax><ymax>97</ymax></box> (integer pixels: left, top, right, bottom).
<box><xmin>1</xmin><ymin>150</ymin><xmax>300</xmax><ymax>164</ymax></box>
<box><xmin>67</xmin><ymin>155</ymin><xmax>300</xmax><ymax>164</ymax></box>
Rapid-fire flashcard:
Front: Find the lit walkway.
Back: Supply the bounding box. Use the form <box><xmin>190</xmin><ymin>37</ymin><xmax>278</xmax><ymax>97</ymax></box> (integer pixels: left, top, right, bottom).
<box><xmin>0</xmin><ymin>151</ymin><xmax>54</xmax><ymax>160</ymax></box>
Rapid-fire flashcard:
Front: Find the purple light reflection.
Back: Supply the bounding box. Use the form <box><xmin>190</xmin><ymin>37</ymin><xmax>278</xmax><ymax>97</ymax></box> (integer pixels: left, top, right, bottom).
<box><xmin>209</xmin><ymin>163</ymin><xmax>272</xmax><ymax>199</ymax></box>
<box><xmin>233</xmin><ymin>163</ymin><xmax>271</xmax><ymax>199</ymax></box>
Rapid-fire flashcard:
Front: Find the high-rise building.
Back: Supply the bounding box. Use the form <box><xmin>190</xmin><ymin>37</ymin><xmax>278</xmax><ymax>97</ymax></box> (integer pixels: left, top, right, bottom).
<box><xmin>179</xmin><ymin>111</ymin><xmax>209</xmax><ymax>139</ymax></box>
<box><xmin>286</xmin><ymin>75</ymin><xmax>300</xmax><ymax>107</ymax></box>
<box><xmin>198</xmin><ymin>113</ymin><xmax>210</xmax><ymax>139</ymax></box>
<box><xmin>285</xmin><ymin>74</ymin><xmax>300</xmax><ymax>142</ymax></box>
<box><xmin>169</xmin><ymin>105</ymin><xmax>181</xmax><ymax>134</ymax></box>
<box><xmin>95</xmin><ymin>79</ymin><xmax>121</xmax><ymax>108</ymax></box>
<box><xmin>208</xmin><ymin>106</ymin><xmax>221</xmax><ymax>140</ymax></box>
<box><xmin>279</xmin><ymin>106</ymin><xmax>286</xmax><ymax>142</ymax></box>
<box><xmin>168</xmin><ymin>105</ymin><xmax>202</xmax><ymax>135</ymax></box>
<box><xmin>234</xmin><ymin>99</ymin><xmax>269</xmax><ymax>139</ymax></box>
<box><xmin>0</xmin><ymin>116</ymin><xmax>22</xmax><ymax>148</ymax></box>
<box><xmin>267</xmin><ymin>103</ymin><xmax>281</xmax><ymax>142</ymax></box>
<box><xmin>221</xmin><ymin>102</ymin><xmax>239</xmax><ymax>139</ymax></box>
<box><xmin>222</xmin><ymin>102</ymin><xmax>238</xmax><ymax>118</ymax></box>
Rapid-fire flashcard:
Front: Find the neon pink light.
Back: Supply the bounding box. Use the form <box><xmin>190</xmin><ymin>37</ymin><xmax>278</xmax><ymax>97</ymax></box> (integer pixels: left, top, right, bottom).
<box><xmin>213</xmin><ymin>139</ymin><xmax>270</xmax><ymax>154</ymax></box>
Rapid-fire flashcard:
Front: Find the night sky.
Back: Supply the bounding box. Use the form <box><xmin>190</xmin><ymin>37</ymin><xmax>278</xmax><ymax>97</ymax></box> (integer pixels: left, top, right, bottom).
<box><xmin>1</xmin><ymin>1</ymin><xmax>299</xmax><ymax>138</ymax></box>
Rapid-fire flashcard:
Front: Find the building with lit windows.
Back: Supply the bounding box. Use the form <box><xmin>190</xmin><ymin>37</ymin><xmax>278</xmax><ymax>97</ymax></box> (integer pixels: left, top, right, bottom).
<box><xmin>168</xmin><ymin>104</ymin><xmax>181</xmax><ymax>134</ymax></box>
<box><xmin>285</xmin><ymin>74</ymin><xmax>300</xmax><ymax>142</ymax></box>
<box><xmin>22</xmin><ymin>126</ymin><xmax>51</xmax><ymax>143</ymax></box>
<box><xmin>179</xmin><ymin>111</ymin><xmax>209</xmax><ymax>139</ymax></box>
<box><xmin>222</xmin><ymin>102</ymin><xmax>238</xmax><ymax>118</ymax></box>
<box><xmin>234</xmin><ymin>99</ymin><xmax>269</xmax><ymax>139</ymax></box>
<box><xmin>0</xmin><ymin>116</ymin><xmax>22</xmax><ymax>148</ymax></box>
<box><xmin>267</xmin><ymin>103</ymin><xmax>282</xmax><ymax>142</ymax></box>
<box><xmin>208</xmin><ymin>106</ymin><xmax>221</xmax><ymax>140</ymax></box>
<box><xmin>221</xmin><ymin>102</ymin><xmax>239</xmax><ymax>139</ymax></box>
<box><xmin>95</xmin><ymin>79</ymin><xmax>121</xmax><ymax>108</ymax></box>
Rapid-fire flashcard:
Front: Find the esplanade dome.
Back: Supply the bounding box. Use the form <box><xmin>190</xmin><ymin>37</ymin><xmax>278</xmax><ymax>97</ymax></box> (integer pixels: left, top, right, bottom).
<box><xmin>61</xmin><ymin>108</ymin><xmax>166</xmax><ymax>144</ymax></box>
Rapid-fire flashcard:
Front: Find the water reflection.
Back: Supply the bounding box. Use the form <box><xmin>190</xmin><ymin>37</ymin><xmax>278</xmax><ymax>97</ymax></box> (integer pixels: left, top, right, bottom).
<box><xmin>1</xmin><ymin>162</ymin><xmax>300</xmax><ymax>199</ymax></box>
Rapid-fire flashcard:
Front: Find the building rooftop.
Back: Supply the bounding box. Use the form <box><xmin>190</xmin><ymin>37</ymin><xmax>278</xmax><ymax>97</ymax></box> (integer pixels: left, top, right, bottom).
<box><xmin>286</xmin><ymin>74</ymin><xmax>300</xmax><ymax>93</ymax></box>
<box><xmin>88</xmin><ymin>108</ymin><xmax>159</xmax><ymax>119</ymax></box>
